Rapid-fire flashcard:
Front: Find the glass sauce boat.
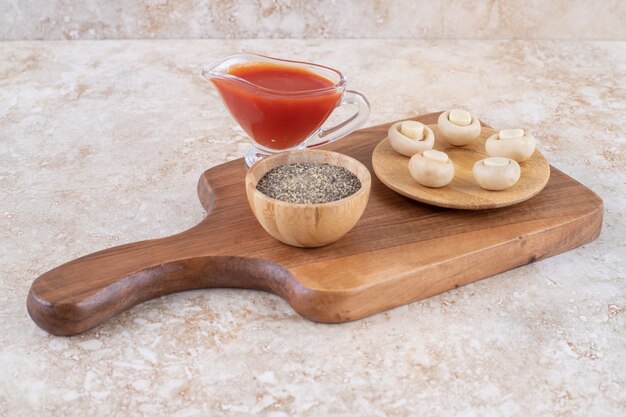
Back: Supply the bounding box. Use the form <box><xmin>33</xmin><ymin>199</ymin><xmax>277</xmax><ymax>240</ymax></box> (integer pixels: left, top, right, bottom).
<box><xmin>203</xmin><ymin>53</ymin><xmax>370</xmax><ymax>166</ymax></box>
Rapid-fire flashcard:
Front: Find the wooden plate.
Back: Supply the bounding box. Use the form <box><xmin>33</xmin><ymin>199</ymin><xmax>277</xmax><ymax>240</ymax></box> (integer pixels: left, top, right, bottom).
<box><xmin>372</xmin><ymin>125</ymin><xmax>550</xmax><ymax>209</ymax></box>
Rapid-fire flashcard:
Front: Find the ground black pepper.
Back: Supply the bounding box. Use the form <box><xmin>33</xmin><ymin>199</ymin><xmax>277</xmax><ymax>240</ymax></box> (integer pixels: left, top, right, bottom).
<box><xmin>256</xmin><ymin>163</ymin><xmax>361</xmax><ymax>204</ymax></box>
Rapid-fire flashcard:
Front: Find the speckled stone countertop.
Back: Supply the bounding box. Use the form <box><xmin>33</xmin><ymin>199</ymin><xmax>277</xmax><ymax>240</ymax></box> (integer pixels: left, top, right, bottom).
<box><xmin>1</xmin><ymin>40</ymin><xmax>624</xmax><ymax>416</ymax></box>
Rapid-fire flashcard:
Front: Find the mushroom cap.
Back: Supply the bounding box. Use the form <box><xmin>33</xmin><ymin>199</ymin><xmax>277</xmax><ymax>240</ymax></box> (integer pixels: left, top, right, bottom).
<box><xmin>472</xmin><ymin>157</ymin><xmax>521</xmax><ymax>190</ymax></box>
<box><xmin>437</xmin><ymin>110</ymin><xmax>482</xmax><ymax>146</ymax></box>
<box><xmin>409</xmin><ymin>152</ymin><xmax>455</xmax><ymax>188</ymax></box>
<box><xmin>388</xmin><ymin>121</ymin><xmax>435</xmax><ymax>157</ymax></box>
<box><xmin>485</xmin><ymin>133</ymin><xmax>536</xmax><ymax>162</ymax></box>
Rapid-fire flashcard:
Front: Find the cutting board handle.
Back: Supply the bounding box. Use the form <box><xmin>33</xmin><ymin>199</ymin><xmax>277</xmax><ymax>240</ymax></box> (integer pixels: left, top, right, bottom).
<box><xmin>26</xmin><ymin>226</ymin><xmax>299</xmax><ymax>336</ymax></box>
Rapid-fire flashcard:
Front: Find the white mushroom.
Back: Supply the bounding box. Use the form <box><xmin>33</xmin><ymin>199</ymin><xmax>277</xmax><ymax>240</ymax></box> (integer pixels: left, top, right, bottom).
<box><xmin>388</xmin><ymin>120</ymin><xmax>435</xmax><ymax>157</ymax></box>
<box><xmin>437</xmin><ymin>109</ymin><xmax>482</xmax><ymax>146</ymax></box>
<box><xmin>409</xmin><ymin>149</ymin><xmax>455</xmax><ymax>188</ymax></box>
<box><xmin>472</xmin><ymin>157</ymin><xmax>521</xmax><ymax>191</ymax></box>
<box><xmin>485</xmin><ymin>129</ymin><xmax>536</xmax><ymax>162</ymax></box>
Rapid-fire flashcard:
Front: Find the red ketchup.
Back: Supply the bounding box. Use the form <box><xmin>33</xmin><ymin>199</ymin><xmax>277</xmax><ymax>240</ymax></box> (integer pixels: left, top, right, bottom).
<box><xmin>211</xmin><ymin>62</ymin><xmax>341</xmax><ymax>150</ymax></box>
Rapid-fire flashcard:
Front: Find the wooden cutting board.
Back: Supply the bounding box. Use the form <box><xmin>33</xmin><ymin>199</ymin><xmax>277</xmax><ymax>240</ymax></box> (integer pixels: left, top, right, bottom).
<box><xmin>27</xmin><ymin>112</ymin><xmax>604</xmax><ymax>336</ymax></box>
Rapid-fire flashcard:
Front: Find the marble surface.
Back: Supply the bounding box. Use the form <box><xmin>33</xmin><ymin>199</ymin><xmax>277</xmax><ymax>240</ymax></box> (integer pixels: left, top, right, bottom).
<box><xmin>1</xmin><ymin>39</ymin><xmax>625</xmax><ymax>416</ymax></box>
<box><xmin>2</xmin><ymin>1</ymin><xmax>626</xmax><ymax>40</ymax></box>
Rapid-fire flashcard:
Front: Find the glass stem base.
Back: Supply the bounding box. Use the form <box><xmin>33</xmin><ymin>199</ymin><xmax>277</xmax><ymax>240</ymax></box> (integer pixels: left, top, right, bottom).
<box><xmin>245</xmin><ymin>146</ymin><xmax>273</xmax><ymax>167</ymax></box>
<box><xmin>244</xmin><ymin>144</ymin><xmax>306</xmax><ymax>167</ymax></box>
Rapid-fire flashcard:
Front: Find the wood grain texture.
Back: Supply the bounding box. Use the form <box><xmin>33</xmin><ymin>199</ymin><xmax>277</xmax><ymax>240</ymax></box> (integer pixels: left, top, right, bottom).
<box><xmin>27</xmin><ymin>112</ymin><xmax>604</xmax><ymax>336</ymax></box>
<box><xmin>373</xmin><ymin>125</ymin><xmax>550</xmax><ymax>209</ymax></box>
<box><xmin>245</xmin><ymin>150</ymin><xmax>371</xmax><ymax>248</ymax></box>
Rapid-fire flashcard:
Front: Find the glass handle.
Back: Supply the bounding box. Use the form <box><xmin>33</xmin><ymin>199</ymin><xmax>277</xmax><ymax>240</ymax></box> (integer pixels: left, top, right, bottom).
<box><xmin>306</xmin><ymin>90</ymin><xmax>370</xmax><ymax>148</ymax></box>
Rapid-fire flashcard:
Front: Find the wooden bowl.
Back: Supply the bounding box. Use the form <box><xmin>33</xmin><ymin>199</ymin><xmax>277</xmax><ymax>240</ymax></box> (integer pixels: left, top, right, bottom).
<box><xmin>245</xmin><ymin>150</ymin><xmax>371</xmax><ymax>248</ymax></box>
